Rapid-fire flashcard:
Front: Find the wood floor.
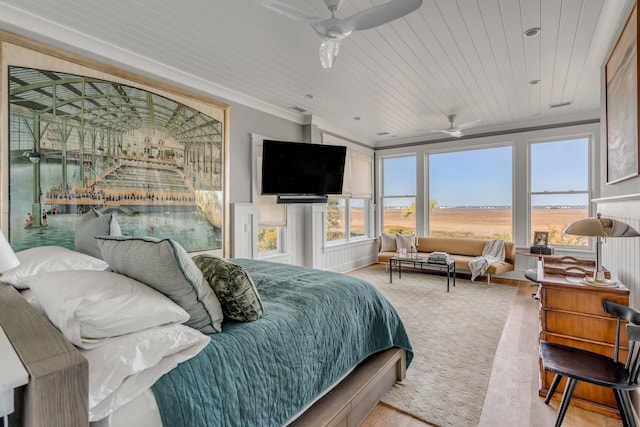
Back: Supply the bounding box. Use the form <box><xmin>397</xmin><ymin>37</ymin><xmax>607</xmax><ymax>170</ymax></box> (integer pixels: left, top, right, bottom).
<box><xmin>361</xmin><ymin>281</ymin><xmax>623</xmax><ymax>427</ymax></box>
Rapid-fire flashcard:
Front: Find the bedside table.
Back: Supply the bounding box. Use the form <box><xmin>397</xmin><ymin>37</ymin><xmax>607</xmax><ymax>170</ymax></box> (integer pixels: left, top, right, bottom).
<box><xmin>0</xmin><ymin>324</ymin><xmax>28</xmax><ymax>419</ymax></box>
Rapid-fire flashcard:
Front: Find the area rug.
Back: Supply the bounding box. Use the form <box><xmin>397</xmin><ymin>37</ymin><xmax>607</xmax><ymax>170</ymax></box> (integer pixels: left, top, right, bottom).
<box><xmin>349</xmin><ymin>264</ymin><xmax>517</xmax><ymax>427</ymax></box>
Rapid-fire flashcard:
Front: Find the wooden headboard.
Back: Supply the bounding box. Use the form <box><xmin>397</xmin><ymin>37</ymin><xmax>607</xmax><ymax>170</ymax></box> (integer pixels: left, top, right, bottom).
<box><xmin>0</xmin><ymin>285</ymin><xmax>88</xmax><ymax>427</ymax></box>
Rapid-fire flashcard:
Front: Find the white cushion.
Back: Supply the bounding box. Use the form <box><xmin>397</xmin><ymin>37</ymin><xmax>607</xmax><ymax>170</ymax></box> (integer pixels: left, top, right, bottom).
<box><xmin>26</xmin><ymin>270</ymin><xmax>189</xmax><ymax>349</ymax></box>
<box><xmin>380</xmin><ymin>233</ymin><xmax>397</xmax><ymax>252</ymax></box>
<box><xmin>82</xmin><ymin>323</ymin><xmax>210</xmax><ymax>421</ymax></box>
<box><xmin>396</xmin><ymin>234</ymin><xmax>416</xmax><ymax>251</ymax></box>
<box><xmin>1</xmin><ymin>246</ymin><xmax>109</xmax><ymax>289</ymax></box>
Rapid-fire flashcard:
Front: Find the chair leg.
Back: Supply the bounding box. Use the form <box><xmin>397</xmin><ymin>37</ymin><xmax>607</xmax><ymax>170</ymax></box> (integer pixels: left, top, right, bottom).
<box><xmin>615</xmin><ymin>389</ymin><xmax>636</xmax><ymax>427</ymax></box>
<box><xmin>554</xmin><ymin>378</ymin><xmax>578</xmax><ymax>427</ymax></box>
<box><xmin>545</xmin><ymin>374</ymin><xmax>563</xmax><ymax>404</ymax></box>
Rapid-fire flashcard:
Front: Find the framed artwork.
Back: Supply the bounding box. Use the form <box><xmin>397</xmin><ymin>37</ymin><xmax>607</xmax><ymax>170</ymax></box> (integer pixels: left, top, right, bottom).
<box><xmin>605</xmin><ymin>3</ymin><xmax>639</xmax><ymax>184</ymax></box>
<box><xmin>2</xmin><ymin>38</ymin><xmax>229</xmax><ymax>254</ymax></box>
<box><xmin>533</xmin><ymin>231</ymin><xmax>548</xmax><ymax>247</ymax></box>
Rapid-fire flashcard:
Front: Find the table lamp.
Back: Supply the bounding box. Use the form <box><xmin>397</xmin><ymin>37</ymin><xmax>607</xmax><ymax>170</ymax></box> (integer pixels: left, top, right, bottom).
<box><xmin>563</xmin><ymin>213</ymin><xmax>639</xmax><ymax>286</ymax></box>
<box><xmin>0</xmin><ymin>231</ymin><xmax>19</xmax><ymax>274</ymax></box>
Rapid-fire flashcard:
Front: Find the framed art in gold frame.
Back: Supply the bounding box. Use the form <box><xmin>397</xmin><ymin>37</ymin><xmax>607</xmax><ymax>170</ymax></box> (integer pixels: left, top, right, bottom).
<box><xmin>0</xmin><ymin>31</ymin><xmax>230</xmax><ymax>256</ymax></box>
<box><xmin>605</xmin><ymin>2</ymin><xmax>639</xmax><ymax>184</ymax></box>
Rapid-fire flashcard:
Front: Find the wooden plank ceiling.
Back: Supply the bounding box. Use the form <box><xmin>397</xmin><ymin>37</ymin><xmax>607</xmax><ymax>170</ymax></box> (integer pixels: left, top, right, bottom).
<box><xmin>0</xmin><ymin>0</ymin><xmax>631</xmax><ymax>147</ymax></box>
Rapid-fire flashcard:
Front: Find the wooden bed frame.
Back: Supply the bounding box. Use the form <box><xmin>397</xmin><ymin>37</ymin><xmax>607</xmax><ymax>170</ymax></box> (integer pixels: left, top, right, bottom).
<box><xmin>0</xmin><ymin>284</ymin><xmax>406</xmax><ymax>427</ymax></box>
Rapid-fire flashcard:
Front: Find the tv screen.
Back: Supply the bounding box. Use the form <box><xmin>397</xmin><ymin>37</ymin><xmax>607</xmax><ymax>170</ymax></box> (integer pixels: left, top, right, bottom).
<box><xmin>261</xmin><ymin>140</ymin><xmax>346</xmax><ymax>196</ymax></box>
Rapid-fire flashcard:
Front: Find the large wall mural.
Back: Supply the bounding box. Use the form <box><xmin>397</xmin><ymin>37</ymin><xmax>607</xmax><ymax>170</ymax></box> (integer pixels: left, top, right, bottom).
<box><xmin>8</xmin><ymin>65</ymin><xmax>226</xmax><ymax>252</ymax></box>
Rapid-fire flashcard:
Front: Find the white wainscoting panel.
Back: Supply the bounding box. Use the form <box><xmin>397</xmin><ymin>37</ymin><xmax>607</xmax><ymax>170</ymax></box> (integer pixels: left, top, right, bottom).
<box><xmin>231</xmin><ymin>203</ymin><xmax>255</xmax><ymax>259</ymax></box>
<box><xmin>322</xmin><ymin>239</ymin><xmax>380</xmax><ymax>273</ymax></box>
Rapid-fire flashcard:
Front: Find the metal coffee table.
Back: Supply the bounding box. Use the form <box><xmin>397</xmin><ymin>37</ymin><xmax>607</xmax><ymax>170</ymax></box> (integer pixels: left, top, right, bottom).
<box><xmin>389</xmin><ymin>256</ymin><xmax>456</xmax><ymax>292</ymax></box>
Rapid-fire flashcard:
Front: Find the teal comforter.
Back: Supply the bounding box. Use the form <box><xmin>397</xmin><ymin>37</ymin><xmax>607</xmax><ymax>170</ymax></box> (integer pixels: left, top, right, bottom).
<box><xmin>152</xmin><ymin>259</ymin><xmax>412</xmax><ymax>426</ymax></box>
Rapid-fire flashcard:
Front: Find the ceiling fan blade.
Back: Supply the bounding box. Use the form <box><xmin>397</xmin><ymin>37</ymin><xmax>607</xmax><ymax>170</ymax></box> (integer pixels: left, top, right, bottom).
<box><xmin>347</xmin><ymin>0</ymin><xmax>423</xmax><ymax>31</ymax></box>
<box><xmin>319</xmin><ymin>40</ymin><xmax>340</xmax><ymax>68</ymax></box>
<box><xmin>456</xmin><ymin>119</ymin><xmax>483</xmax><ymax>129</ymax></box>
<box><xmin>253</xmin><ymin>0</ymin><xmax>321</xmax><ymax>22</ymax></box>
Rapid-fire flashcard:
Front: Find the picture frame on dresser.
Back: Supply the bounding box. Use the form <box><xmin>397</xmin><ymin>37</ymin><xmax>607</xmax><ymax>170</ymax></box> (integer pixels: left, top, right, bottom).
<box><xmin>533</xmin><ymin>231</ymin><xmax>549</xmax><ymax>247</ymax></box>
<box><xmin>605</xmin><ymin>2</ymin><xmax>640</xmax><ymax>184</ymax></box>
<box><xmin>0</xmin><ymin>32</ymin><xmax>230</xmax><ymax>256</ymax></box>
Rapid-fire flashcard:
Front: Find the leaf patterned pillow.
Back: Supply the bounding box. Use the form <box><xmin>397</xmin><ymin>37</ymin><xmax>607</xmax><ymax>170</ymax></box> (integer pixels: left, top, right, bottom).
<box><xmin>192</xmin><ymin>255</ymin><xmax>265</xmax><ymax>322</ymax></box>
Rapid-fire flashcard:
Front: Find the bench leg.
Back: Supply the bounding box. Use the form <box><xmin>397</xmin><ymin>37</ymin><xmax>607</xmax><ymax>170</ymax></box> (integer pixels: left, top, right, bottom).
<box><xmin>487</xmin><ymin>274</ymin><xmax>491</xmax><ymax>284</ymax></box>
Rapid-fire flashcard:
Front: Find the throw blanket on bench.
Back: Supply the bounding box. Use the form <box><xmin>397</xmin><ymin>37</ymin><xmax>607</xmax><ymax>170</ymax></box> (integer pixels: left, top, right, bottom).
<box><xmin>469</xmin><ymin>239</ymin><xmax>505</xmax><ymax>281</ymax></box>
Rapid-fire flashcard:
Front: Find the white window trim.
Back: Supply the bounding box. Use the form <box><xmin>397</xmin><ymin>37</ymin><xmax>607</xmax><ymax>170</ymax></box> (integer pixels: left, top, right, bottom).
<box><xmin>528</xmin><ymin>134</ymin><xmax>593</xmax><ymax>251</ymax></box>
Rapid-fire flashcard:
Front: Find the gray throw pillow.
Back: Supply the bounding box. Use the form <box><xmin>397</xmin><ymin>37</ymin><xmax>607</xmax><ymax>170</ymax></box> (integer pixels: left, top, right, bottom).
<box><xmin>96</xmin><ymin>236</ymin><xmax>224</xmax><ymax>333</ymax></box>
<box><xmin>74</xmin><ymin>208</ymin><xmax>121</xmax><ymax>259</ymax></box>
<box><xmin>192</xmin><ymin>255</ymin><xmax>264</xmax><ymax>322</ymax></box>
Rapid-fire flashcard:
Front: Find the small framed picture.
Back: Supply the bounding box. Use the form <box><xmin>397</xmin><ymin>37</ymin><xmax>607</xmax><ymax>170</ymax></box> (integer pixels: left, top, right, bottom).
<box><xmin>533</xmin><ymin>231</ymin><xmax>549</xmax><ymax>247</ymax></box>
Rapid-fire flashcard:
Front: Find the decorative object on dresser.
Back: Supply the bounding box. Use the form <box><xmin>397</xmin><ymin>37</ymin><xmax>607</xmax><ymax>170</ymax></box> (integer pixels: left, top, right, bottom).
<box><xmin>533</xmin><ymin>230</ymin><xmax>549</xmax><ymax>247</ymax></box>
<box><xmin>537</xmin><ymin>272</ymin><xmax>630</xmax><ymax>418</ymax></box>
<box><xmin>540</xmin><ymin>300</ymin><xmax>640</xmax><ymax>427</ymax></box>
<box><xmin>563</xmin><ymin>213</ymin><xmax>639</xmax><ymax>286</ymax></box>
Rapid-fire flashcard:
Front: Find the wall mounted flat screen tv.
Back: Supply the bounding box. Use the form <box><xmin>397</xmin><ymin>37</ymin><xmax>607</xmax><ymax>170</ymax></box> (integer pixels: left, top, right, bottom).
<box><xmin>261</xmin><ymin>140</ymin><xmax>346</xmax><ymax>200</ymax></box>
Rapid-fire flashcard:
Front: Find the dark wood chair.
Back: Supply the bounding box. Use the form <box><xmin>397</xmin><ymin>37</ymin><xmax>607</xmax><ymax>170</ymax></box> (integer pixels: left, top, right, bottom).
<box><xmin>540</xmin><ymin>299</ymin><xmax>640</xmax><ymax>427</ymax></box>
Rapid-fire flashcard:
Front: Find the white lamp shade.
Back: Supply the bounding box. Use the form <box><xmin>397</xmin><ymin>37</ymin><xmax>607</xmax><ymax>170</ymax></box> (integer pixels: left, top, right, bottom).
<box><xmin>0</xmin><ymin>232</ymin><xmax>19</xmax><ymax>273</ymax></box>
<box><xmin>563</xmin><ymin>214</ymin><xmax>640</xmax><ymax>238</ymax></box>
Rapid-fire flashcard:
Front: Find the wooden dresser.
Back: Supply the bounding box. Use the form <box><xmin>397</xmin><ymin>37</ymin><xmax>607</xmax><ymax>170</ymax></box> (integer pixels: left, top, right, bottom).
<box><xmin>537</xmin><ymin>273</ymin><xmax>630</xmax><ymax>417</ymax></box>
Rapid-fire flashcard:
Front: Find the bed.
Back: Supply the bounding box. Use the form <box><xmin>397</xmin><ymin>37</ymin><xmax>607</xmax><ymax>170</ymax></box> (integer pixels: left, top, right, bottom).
<box><xmin>0</xmin><ymin>239</ymin><xmax>412</xmax><ymax>427</ymax></box>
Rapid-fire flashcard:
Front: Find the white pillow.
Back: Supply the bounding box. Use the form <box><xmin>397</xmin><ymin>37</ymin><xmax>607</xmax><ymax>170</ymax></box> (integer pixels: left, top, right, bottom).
<box><xmin>380</xmin><ymin>233</ymin><xmax>397</xmax><ymax>252</ymax></box>
<box><xmin>396</xmin><ymin>233</ymin><xmax>416</xmax><ymax>251</ymax></box>
<box><xmin>1</xmin><ymin>246</ymin><xmax>109</xmax><ymax>289</ymax></box>
<box><xmin>26</xmin><ymin>270</ymin><xmax>190</xmax><ymax>349</ymax></box>
<box><xmin>82</xmin><ymin>324</ymin><xmax>210</xmax><ymax>421</ymax></box>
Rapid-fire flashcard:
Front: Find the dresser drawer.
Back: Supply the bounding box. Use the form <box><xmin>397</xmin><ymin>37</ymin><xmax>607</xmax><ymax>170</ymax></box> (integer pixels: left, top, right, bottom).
<box><xmin>540</xmin><ymin>309</ymin><xmax>626</xmax><ymax>345</ymax></box>
<box><xmin>540</xmin><ymin>286</ymin><xmax>628</xmax><ymax>315</ymax></box>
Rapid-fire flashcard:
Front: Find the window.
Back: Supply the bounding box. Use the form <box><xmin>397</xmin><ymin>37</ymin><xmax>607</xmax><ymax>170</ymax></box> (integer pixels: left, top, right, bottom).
<box><xmin>326</xmin><ymin>197</ymin><xmax>369</xmax><ymax>242</ymax></box>
<box><xmin>324</xmin><ymin>142</ymin><xmax>373</xmax><ymax>243</ymax></box>
<box><xmin>254</xmin><ymin>139</ymin><xmax>286</xmax><ymax>255</ymax></box>
<box><xmin>382</xmin><ymin>156</ymin><xmax>416</xmax><ymax>235</ymax></box>
<box><xmin>530</xmin><ymin>138</ymin><xmax>590</xmax><ymax>247</ymax></box>
<box><xmin>428</xmin><ymin>146</ymin><xmax>513</xmax><ymax>240</ymax></box>
<box><xmin>349</xmin><ymin>199</ymin><xmax>366</xmax><ymax>238</ymax></box>
<box><xmin>326</xmin><ymin>197</ymin><xmax>346</xmax><ymax>241</ymax></box>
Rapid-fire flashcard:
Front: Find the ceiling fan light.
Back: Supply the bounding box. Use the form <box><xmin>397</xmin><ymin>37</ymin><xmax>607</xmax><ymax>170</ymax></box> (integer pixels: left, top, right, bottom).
<box><xmin>319</xmin><ymin>40</ymin><xmax>340</xmax><ymax>68</ymax></box>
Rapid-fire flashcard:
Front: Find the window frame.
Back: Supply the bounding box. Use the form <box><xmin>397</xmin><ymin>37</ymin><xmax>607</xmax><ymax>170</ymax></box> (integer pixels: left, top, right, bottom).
<box><xmin>251</xmin><ymin>134</ymin><xmax>287</xmax><ymax>258</ymax></box>
<box><xmin>325</xmin><ymin>196</ymin><xmax>371</xmax><ymax>245</ymax></box>
<box><xmin>380</xmin><ymin>154</ymin><xmax>418</xmax><ymax>236</ymax></box>
<box><xmin>528</xmin><ymin>136</ymin><xmax>593</xmax><ymax>250</ymax></box>
<box><xmin>426</xmin><ymin>144</ymin><xmax>514</xmax><ymax>241</ymax></box>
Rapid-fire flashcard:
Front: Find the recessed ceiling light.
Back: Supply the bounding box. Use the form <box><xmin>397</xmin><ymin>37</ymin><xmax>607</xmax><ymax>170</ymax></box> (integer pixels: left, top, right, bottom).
<box><xmin>529</xmin><ymin>79</ymin><xmax>541</xmax><ymax>85</ymax></box>
<box><xmin>524</xmin><ymin>27</ymin><xmax>541</xmax><ymax>37</ymax></box>
<box><xmin>353</xmin><ymin>116</ymin><xmax>361</xmax><ymax>121</ymax></box>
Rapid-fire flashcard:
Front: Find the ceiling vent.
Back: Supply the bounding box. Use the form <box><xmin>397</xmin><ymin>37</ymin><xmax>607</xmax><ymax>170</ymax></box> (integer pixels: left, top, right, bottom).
<box><xmin>376</xmin><ymin>132</ymin><xmax>389</xmax><ymax>136</ymax></box>
<box><xmin>289</xmin><ymin>106</ymin><xmax>308</xmax><ymax>113</ymax></box>
<box><xmin>550</xmin><ymin>102</ymin><xmax>572</xmax><ymax>108</ymax></box>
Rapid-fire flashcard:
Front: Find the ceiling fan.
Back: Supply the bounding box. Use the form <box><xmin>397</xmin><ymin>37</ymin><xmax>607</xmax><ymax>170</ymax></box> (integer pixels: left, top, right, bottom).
<box><xmin>254</xmin><ymin>0</ymin><xmax>423</xmax><ymax>68</ymax></box>
<box><xmin>428</xmin><ymin>114</ymin><xmax>483</xmax><ymax>138</ymax></box>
